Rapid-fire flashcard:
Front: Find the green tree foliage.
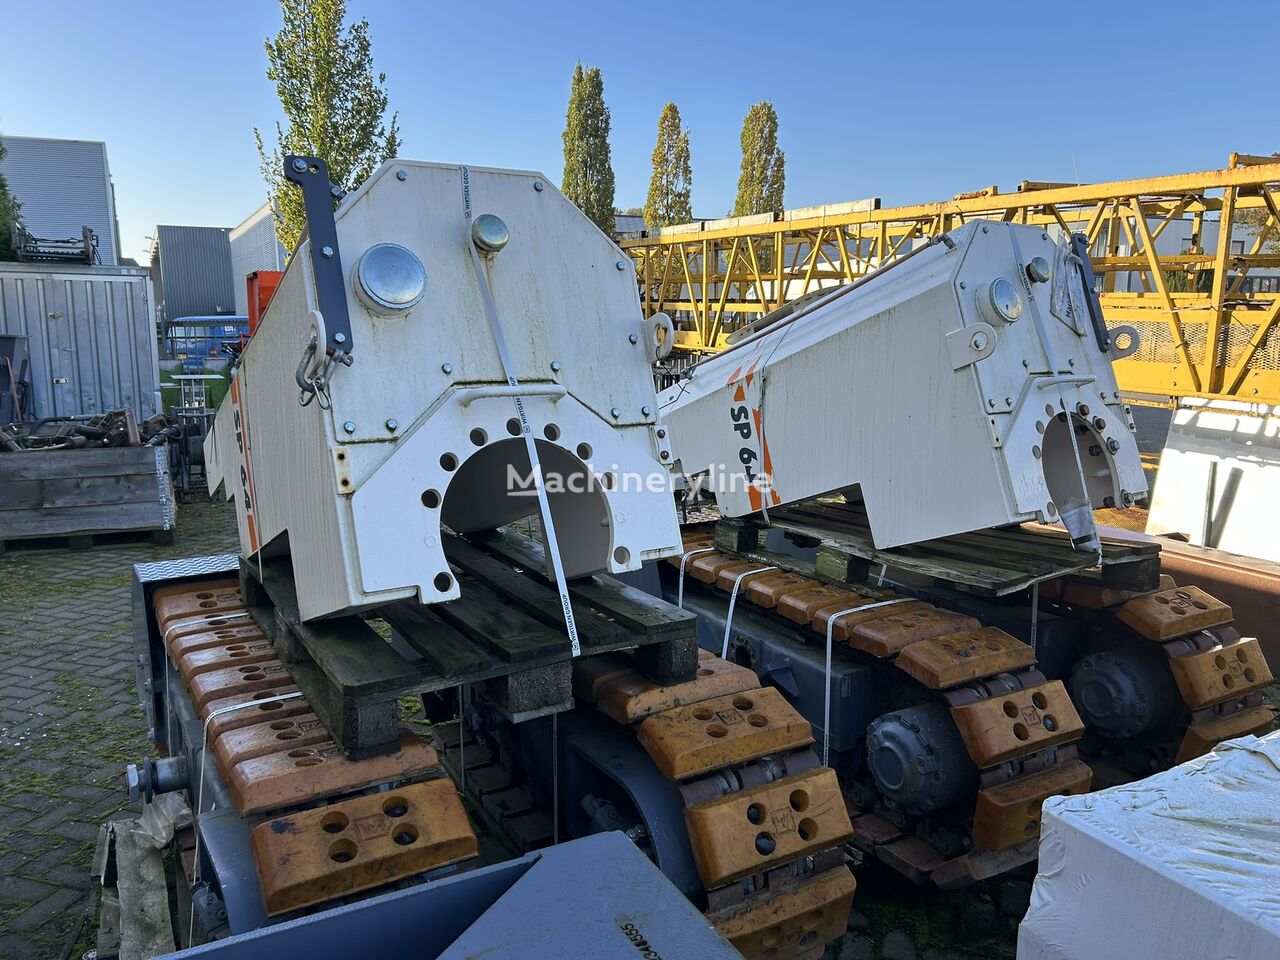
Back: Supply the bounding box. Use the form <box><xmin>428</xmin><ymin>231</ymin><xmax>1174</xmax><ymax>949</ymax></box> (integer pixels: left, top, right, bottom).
<box><xmin>561</xmin><ymin>63</ymin><xmax>616</xmax><ymax>234</ymax></box>
<box><xmin>0</xmin><ymin>133</ymin><xmax>21</xmax><ymax>261</ymax></box>
<box><xmin>731</xmin><ymin>101</ymin><xmax>785</xmax><ymax>217</ymax></box>
<box><xmin>644</xmin><ymin>103</ymin><xmax>693</xmax><ymax>230</ymax></box>
<box><xmin>254</xmin><ymin>0</ymin><xmax>401</xmax><ymax>253</ymax></box>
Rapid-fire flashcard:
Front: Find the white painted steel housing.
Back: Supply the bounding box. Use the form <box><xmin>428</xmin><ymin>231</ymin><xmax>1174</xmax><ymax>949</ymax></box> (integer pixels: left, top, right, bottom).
<box><xmin>659</xmin><ymin>222</ymin><xmax>1147</xmax><ymax>549</ymax></box>
<box><xmin>206</xmin><ymin>161</ymin><xmax>681</xmax><ymax>621</ymax></box>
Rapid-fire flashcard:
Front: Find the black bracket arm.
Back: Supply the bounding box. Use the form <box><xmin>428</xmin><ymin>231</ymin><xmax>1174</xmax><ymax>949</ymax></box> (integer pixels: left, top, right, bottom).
<box><xmin>1070</xmin><ymin>232</ymin><xmax>1112</xmax><ymax>353</ymax></box>
<box><xmin>284</xmin><ymin>156</ymin><xmax>354</xmax><ymax>359</ymax></box>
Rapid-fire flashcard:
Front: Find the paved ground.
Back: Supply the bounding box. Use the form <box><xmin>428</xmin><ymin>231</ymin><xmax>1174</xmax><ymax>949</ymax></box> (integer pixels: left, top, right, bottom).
<box><xmin>0</xmin><ymin>494</ymin><xmax>1025</xmax><ymax>960</ymax></box>
<box><xmin>0</xmin><ymin>494</ymin><xmax>239</xmax><ymax>960</ymax></box>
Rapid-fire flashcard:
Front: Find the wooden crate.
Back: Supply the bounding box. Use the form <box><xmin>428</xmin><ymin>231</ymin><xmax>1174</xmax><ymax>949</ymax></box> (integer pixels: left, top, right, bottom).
<box><xmin>0</xmin><ymin>446</ymin><xmax>175</xmax><ymax>546</ymax></box>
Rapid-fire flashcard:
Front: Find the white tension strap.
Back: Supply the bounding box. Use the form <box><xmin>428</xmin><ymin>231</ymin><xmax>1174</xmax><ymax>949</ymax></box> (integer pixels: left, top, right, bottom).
<box><xmin>820</xmin><ymin>597</ymin><xmax>913</xmax><ymax>765</ymax></box>
<box><xmin>676</xmin><ymin>547</ymin><xmax>717</xmax><ymax>609</ymax></box>
<box><xmin>721</xmin><ymin>566</ymin><xmax>777</xmax><ymax>658</ymax></box>
<box><xmin>460</xmin><ymin>166</ymin><xmax>581</xmax><ymax>656</ymax></box>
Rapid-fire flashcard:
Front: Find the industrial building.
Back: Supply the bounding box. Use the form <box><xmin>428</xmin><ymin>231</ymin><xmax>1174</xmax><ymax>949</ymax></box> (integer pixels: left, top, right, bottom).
<box><xmin>229</xmin><ymin>202</ymin><xmax>288</xmax><ymax>316</ymax></box>
<box><xmin>0</xmin><ymin>135</ymin><xmax>121</xmax><ymax>265</ymax></box>
<box><xmin>148</xmin><ymin>224</ymin><xmax>236</xmax><ymax>324</ymax></box>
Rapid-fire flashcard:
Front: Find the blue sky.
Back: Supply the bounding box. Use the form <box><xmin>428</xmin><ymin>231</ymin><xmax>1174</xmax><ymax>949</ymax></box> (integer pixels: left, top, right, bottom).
<box><xmin>3</xmin><ymin>0</ymin><xmax>1275</xmax><ymax>264</ymax></box>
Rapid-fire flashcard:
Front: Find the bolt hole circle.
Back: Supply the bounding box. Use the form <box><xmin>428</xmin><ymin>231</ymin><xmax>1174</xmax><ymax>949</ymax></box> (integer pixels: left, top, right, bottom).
<box><xmin>382</xmin><ymin>797</ymin><xmax>409</xmax><ymax>818</ymax></box>
<box><xmin>797</xmin><ymin>818</ymin><xmax>818</xmax><ymax>842</ymax></box>
<box><xmin>732</xmin><ymin>696</ymin><xmax>755</xmax><ymax>712</ymax></box>
<box><xmin>469</xmin><ymin>428</ymin><xmax>487</xmax><ymax>447</ymax></box>
<box><xmin>705</xmin><ymin>723</ymin><xmax>728</xmax><ymax>739</ymax></box>
<box><xmin>576</xmin><ymin>442</ymin><xmax>593</xmax><ymax>460</ymax></box>
<box><xmin>692</xmin><ymin>707</ymin><xmax>714</xmax><ymax>721</ymax></box>
<box><xmin>747</xmin><ymin>714</ymin><xmax>769</xmax><ymax>728</ymax></box>
<box><xmin>1013</xmin><ymin>722</ymin><xmax>1030</xmax><ymax>741</ymax></box>
<box><xmin>754</xmin><ymin>832</ymin><xmax>776</xmax><ymax>855</ymax></box>
<box><xmin>1031</xmin><ymin>692</ymin><xmax>1047</xmax><ymax>709</ymax></box>
<box><xmin>439</xmin><ymin>452</ymin><xmax>459</xmax><ymax>471</ymax></box>
<box><xmin>1003</xmin><ymin>700</ymin><xmax>1019</xmax><ymax>718</ymax></box>
<box><xmin>506</xmin><ymin>417</ymin><xmax>522</xmax><ymax>437</ymax></box>
<box><xmin>392</xmin><ymin>824</ymin><xmax>419</xmax><ymax>846</ymax></box>
<box><xmin>789</xmin><ymin>789</ymin><xmax>810</xmax><ymax>812</ymax></box>
<box><xmin>421</xmin><ymin>489</ymin><xmax>441</xmax><ymax>509</ymax></box>
<box><xmin>328</xmin><ymin>839</ymin><xmax>357</xmax><ymax>863</ymax></box>
<box><xmin>543</xmin><ymin>423</ymin><xmax>561</xmax><ymax>442</ymax></box>
<box><xmin>746</xmin><ymin>802</ymin><xmax>766</xmax><ymax>825</ymax></box>
<box><xmin>433</xmin><ymin>572</ymin><xmax>454</xmax><ymax>593</ymax></box>
<box><xmin>321</xmin><ymin>812</ymin><xmax>349</xmax><ymax>834</ymax></box>
<box><xmin>613</xmin><ymin>546</ymin><xmax>630</xmax><ymax>566</ymax></box>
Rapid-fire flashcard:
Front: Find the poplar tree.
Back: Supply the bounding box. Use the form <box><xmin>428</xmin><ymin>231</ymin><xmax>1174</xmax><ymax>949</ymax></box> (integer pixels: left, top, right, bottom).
<box><xmin>731</xmin><ymin>101</ymin><xmax>785</xmax><ymax>217</ymax></box>
<box><xmin>0</xmin><ymin>133</ymin><xmax>21</xmax><ymax>261</ymax></box>
<box><xmin>644</xmin><ymin>103</ymin><xmax>693</xmax><ymax>230</ymax></box>
<box><xmin>561</xmin><ymin>63</ymin><xmax>616</xmax><ymax>234</ymax></box>
<box><xmin>254</xmin><ymin>0</ymin><xmax>401</xmax><ymax>253</ymax></box>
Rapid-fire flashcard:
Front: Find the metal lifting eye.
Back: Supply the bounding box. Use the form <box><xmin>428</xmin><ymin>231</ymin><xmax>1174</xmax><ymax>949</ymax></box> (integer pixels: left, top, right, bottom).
<box><xmin>986</xmin><ymin>277</ymin><xmax>1023</xmax><ymax>322</ymax></box>
<box><xmin>355</xmin><ymin>243</ymin><xmax>427</xmax><ymax>313</ymax></box>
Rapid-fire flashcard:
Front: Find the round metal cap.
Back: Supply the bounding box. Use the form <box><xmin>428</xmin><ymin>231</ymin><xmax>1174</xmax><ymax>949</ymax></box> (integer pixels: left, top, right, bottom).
<box><xmin>471</xmin><ymin>214</ymin><xmax>510</xmax><ymax>253</ymax></box>
<box><xmin>1026</xmin><ymin>256</ymin><xmax>1051</xmax><ymax>284</ymax></box>
<box><xmin>987</xmin><ymin>277</ymin><xmax>1023</xmax><ymax>322</ymax></box>
<box><xmin>355</xmin><ymin>243</ymin><xmax>427</xmax><ymax>312</ymax></box>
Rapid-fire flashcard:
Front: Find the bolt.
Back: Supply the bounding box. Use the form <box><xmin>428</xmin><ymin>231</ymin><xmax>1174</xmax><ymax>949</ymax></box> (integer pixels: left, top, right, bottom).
<box><xmin>970</xmin><ymin>331</ymin><xmax>989</xmax><ymax>351</ymax></box>
<box><xmin>334</xmin><ymin>332</ymin><xmax>346</xmax><ymax>344</ymax></box>
<box><xmin>660</xmin><ymin>450</ymin><xmax>670</xmax><ymax>460</ymax></box>
<box><xmin>1022</xmin><ymin>358</ymin><xmax>1030</xmax><ymax>368</ymax></box>
<box><xmin>291</xmin><ymin>158</ymin><xmax>308</xmax><ymax>172</ymax></box>
<box><xmin>657</xmin><ymin>428</ymin><xmax>667</xmax><ymax>439</ymax></box>
<box><xmin>628</xmin><ymin>333</ymin><xmax>639</xmax><ymax>344</ymax></box>
<box><xmin>1121</xmin><ymin>490</ymin><xmax>1135</xmax><ymax>507</ymax></box>
<box><xmin>1103</xmin><ymin>496</ymin><xmax>1116</xmax><ymax>508</ymax></box>
<box><xmin>343</xmin><ymin>421</ymin><xmax>356</xmax><ymax>434</ymax></box>
<box><xmin>441</xmin><ymin>363</ymin><xmax>453</xmax><ymax>375</ymax></box>
<box><xmin>616</xmin><ymin>260</ymin><xmax>628</xmax><ymax>271</ymax></box>
<box><xmin>533</xmin><ymin>180</ymin><xmax>545</xmax><ymax>192</ymax></box>
<box><xmin>1089</xmin><ymin>444</ymin><xmax>1103</xmax><ymax>457</ymax></box>
<box><xmin>1004</xmin><ymin>396</ymin><xmax>1012</xmax><ymax>405</ymax></box>
<box><xmin>1068</xmin><ymin>358</ymin><xmax>1076</xmax><ymax>367</ymax></box>
<box><xmin>959</xmin><ymin>281</ymin><xmax>968</xmax><ymax>290</ymax></box>
<box><xmin>126</xmin><ymin>764</ymin><xmax>141</xmax><ymax>802</ymax></box>
<box><xmin>322</xmin><ymin>245</ymin><xmax>334</xmax><ymax>258</ymax></box>
<box><xmin>550</xmin><ymin>361</ymin><xmax>562</xmax><ymax>373</ymax></box>
<box><xmin>988</xmin><ymin>399</ymin><xmax>996</xmax><ymax>408</ymax></box>
<box><xmin>385</xmin><ymin>419</ymin><xmax>398</xmax><ymax>432</ymax></box>
<box><xmin>330</xmin><ymin>185</ymin><xmax>345</xmax><ymax>201</ymax></box>
<box><xmin>396</xmin><ymin>170</ymin><xmax>408</xmax><ymax>181</ymax></box>
<box><xmin>1077</xmin><ymin>402</ymin><xmax>1090</xmax><ymax>417</ymax></box>
<box><xmin>611</xmin><ymin>407</ymin><xmax>621</xmax><ymax>419</ymax></box>
<box><xmin>982</xmin><ymin>226</ymin><xmax>990</xmax><ymax>234</ymax></box>
<box><xmin>1107</xmin><ymin>438</ymin><xmax>1120</xmax><ymax>453</ymax></box>
<box><xmin>641</xmin><ymin>405</ymin><xmax>652</xmax><ymax>417</ymax></box>
<box><xmin>1093</xmin><ymin>417</ymin><xmax>1106</xmax><ymax>431</ymax></box>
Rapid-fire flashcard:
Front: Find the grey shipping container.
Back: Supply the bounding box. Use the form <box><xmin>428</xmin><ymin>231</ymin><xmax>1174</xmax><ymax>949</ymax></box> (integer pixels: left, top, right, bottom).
<box><xmin>0</xmin><ymin>262</ymin><xmax>160</xmax><ymax>420</ymax></box>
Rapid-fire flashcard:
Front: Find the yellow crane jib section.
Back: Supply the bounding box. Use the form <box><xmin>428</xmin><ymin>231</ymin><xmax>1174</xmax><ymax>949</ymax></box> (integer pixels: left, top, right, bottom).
<box><xmin>621</xmin><ymin>154</ymin><xmax>1280</xmax><ymax>405</ymax></box>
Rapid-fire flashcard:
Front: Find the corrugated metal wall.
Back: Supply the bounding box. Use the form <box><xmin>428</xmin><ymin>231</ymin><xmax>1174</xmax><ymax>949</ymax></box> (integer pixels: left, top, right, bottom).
<box><xmin>0</xmin><ymin>263</ymin><xmax>159</xmax><ymax>419</ymax></box>
<box><xmin>152</xmin><ymin>225</ymin><xmax>235</xmax><ymax>322</ymax></box>
<box><xmin>0</xmin><ymin>137</ymin><xmax>119</xmax><ymax>265</ymax></box>
<box><xmin>230</xmin><ymin>204</ymin><xmax>287</xmax><ymax>315</ymax></box>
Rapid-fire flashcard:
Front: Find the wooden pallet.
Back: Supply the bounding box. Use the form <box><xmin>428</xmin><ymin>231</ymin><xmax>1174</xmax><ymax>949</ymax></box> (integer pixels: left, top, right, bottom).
<box><xmin>726</xmin><ymin>499</ymin><xmax>1162</xmax><ymax>596</ymax></box>
<box><xmin>241</xmin><ymin>528</ymin><xmax>699</xmax><ymax>755</ymax></box>
<box><xmin>0</xmin><ymin>446</ymin><xmax>176</xmax><ymax>549</ymax></box>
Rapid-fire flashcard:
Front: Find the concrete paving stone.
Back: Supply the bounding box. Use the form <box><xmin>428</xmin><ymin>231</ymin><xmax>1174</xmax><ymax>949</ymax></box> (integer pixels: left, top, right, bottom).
<box><xmin>839</xmin><ymin>935</ymin><xmax>876</xmax><ymax>960</ymax></box>
<box><xmin>0</xmin><ymin>494</ymin><xmax>239</xmax><ymax>959</ymax></box>
<box><xmin>0</xmin><ymin>875</ymin><xmax>56</xmax><ymax>904</ymax></box>
<box><xmin>883</xmin><ymin>928</ymin><xmax>919</xmax><ymax>960</ymax></box>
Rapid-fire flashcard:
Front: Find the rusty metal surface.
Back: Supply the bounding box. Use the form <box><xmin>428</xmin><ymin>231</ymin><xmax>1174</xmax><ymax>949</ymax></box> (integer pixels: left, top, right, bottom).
<box><xmin>1115</xmin><ymin>585</ymin><xmax>1234</xmax><ymax>641</ymax></box>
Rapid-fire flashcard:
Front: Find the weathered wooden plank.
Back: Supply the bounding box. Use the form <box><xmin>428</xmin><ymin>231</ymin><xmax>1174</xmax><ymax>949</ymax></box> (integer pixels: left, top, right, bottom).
<box><xmin>430</xmin><ymin>576</ymin><xmax>570</xmax><ymax>664</ymax></box>
<box><xmin>254</xmin><ymin>559</ymin><xmax>419</xmax><ymax>698</ymax></box>
<box><xmin>0</xmin><ymin>446</ymin><xmax>159</xmax><ymax>481</ymax></box>
<box><xmin>0</xmin><ymin>501</ymin><xmax>167</xmax><ymax>538</ymax></box>
<box><xmin>380</xmin><ymin>604</ymin><xmax>498</xmax><ymax>680</ymax></box>
<box><xmin>475</xmin><ymin>529</ymin><xmax>697</xmax><ymax>640</ymax></box>
<box><xmin>0</xmin><ymin>474</ymin><xmax>162</xmax><ymax>511</ymax></box>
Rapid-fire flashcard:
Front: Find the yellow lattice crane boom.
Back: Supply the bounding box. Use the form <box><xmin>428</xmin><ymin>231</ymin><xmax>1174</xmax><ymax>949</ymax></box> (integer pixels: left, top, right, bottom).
<box><xmin>621</xmin><ymin>153</ymin><xmax>1280</xmax><ymax>405</ymax></box>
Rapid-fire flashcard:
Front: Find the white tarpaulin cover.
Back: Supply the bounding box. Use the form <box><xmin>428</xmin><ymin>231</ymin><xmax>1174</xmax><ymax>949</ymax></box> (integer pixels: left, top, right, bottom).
<box><xmin>1018</xmin><ymin>731</ymin><xmax>1280</xmax><ymax>960</ymax></box>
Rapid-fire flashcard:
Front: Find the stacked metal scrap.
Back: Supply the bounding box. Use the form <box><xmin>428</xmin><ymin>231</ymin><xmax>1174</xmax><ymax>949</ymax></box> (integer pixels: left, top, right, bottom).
<box><xmin>0</xmin><ymin>409</ymin><xmax>180</xmax><ymax>452</ymax></box>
